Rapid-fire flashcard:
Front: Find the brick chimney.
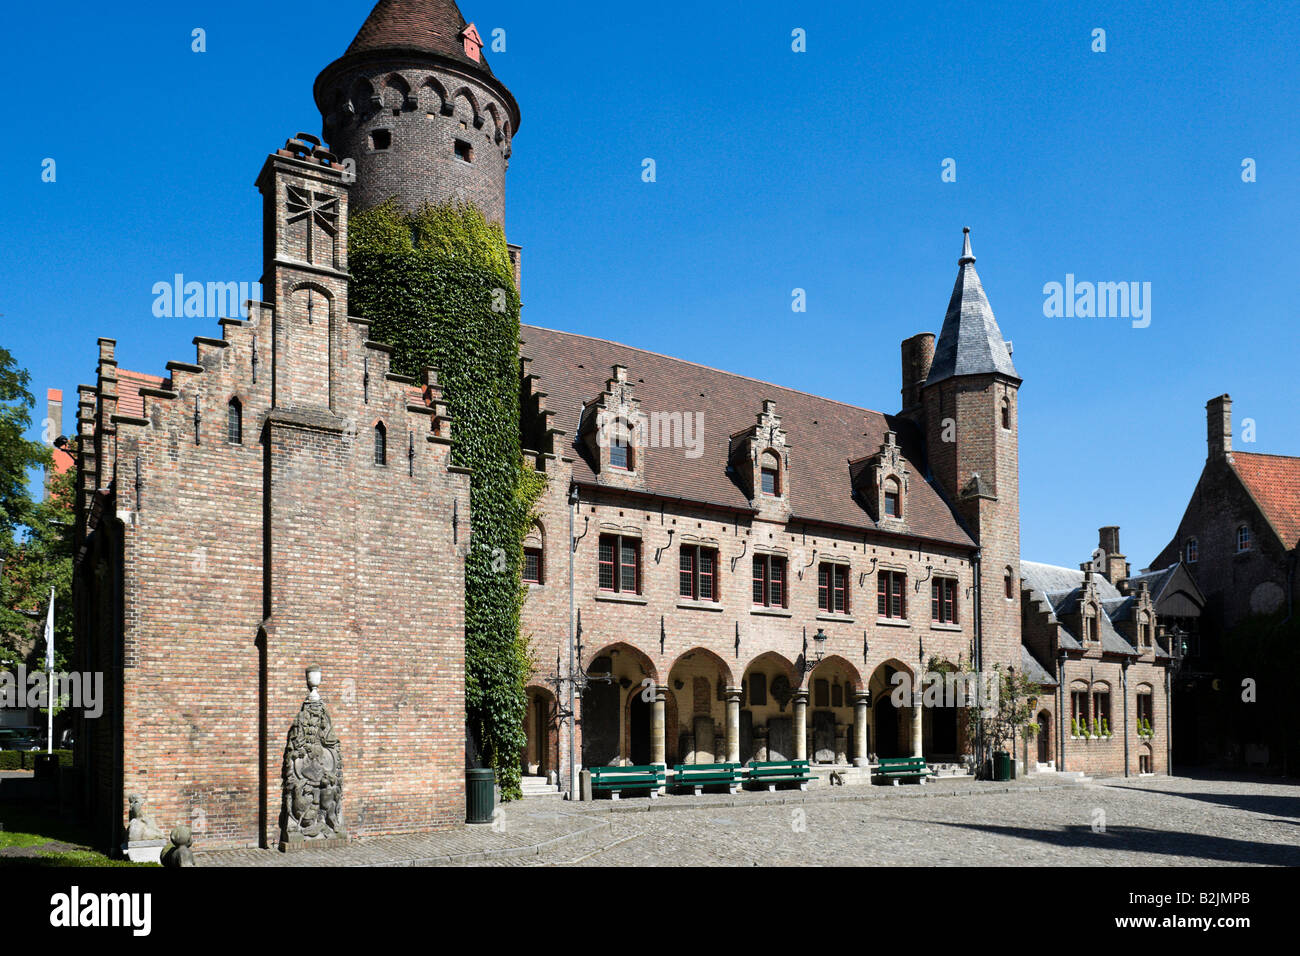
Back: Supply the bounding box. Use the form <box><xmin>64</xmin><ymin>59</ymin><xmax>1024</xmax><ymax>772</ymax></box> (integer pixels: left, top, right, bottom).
<box><xmin>47</xmin><ymin>388</ymin><xmax>63</xmax><ymax>440</ymax></box>
<box><xmin>900</xmin><ymin>332</ymin><xmax>935</xmax><ymax>415</ymax></box>
<box><xmin>1098</xmin><ymin>526</ymin><xmax>1128</xmax><ymax>587</ymax></box>
<box><xmin>1207</xmin><ymin>394</ymin><xmax>1232</xmax><ymax>461</ymax></box>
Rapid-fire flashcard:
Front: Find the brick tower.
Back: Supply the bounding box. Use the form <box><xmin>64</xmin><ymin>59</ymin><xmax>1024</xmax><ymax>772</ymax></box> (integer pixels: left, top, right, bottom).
<box><xmin>314</xmin><ymin>0</ymin><xmax>520</xmax><ymax>224</ymax></box>
<box><xmin>919</xmin><ymin>228</ymin><xmax>1023</xmax><ymax>674</ymax></box>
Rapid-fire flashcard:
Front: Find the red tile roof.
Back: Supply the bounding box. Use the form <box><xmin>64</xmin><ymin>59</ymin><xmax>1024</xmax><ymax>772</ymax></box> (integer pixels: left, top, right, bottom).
<box><xmin>1234</xmin><ymin>452</ymin><xmax>1300</xmax><ymax>549</ymax></box>
<box><xmin>520</xmin><ymin>325</ymin><xmax>974</xmax><ymax>549</ymax></box>
<box><xmin>115</xmin><ymin>369</ymin><xmax>167</xmax><ymax>419</ymax></box>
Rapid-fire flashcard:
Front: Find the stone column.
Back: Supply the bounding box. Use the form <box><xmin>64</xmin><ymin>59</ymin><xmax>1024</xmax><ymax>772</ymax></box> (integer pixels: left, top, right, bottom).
<box><xmin>911</xmin><ymin>692</ymin><xmax>924</xmax><ymax>759</ymax></box>
<box><xmin>725</xmin><ymin>687</ymin><xmax>742</xmax><ymax>763</ymax></box>
<box><xmin>793</xmin><ymin>691</ymin><xmax>809</xmax><ymax>761</ymax></box>
<box><xmin>651</xmin><ymin>685</ymin><xmax>667</xmax><ymax>766</ymax></box>
<box><xmin>853</xmin><ymin>692</ymin><xmax>870</xmax><ymax>767</ymax></box>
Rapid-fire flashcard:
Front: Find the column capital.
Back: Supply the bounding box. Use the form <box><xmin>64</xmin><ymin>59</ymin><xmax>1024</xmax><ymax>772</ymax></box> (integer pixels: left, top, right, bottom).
<box><xmin>793</xmin><ymin>689</ymin><xmax>809</xmax><ymax>705</ymax></box>
<box><xmin>725</xmin><ymin>686</ymin><xmax>743</xmax><ymax>701</ymax></box>
<box><xmin>853</xmin><ymin>690</ymin><xmax>871</xmax><ymax>705</ymax></box>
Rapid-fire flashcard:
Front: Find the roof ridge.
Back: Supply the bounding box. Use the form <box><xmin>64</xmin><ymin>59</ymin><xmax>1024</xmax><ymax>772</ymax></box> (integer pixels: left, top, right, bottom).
<box><xmin>1233</xmin><ymin>450</ymin><xmax>1300</xmax><ymax>462</ymax></box>
<box><xmin>521</xmin><ymin>324</ymin><xmax>896</xmax><ymax>420</ymax></box>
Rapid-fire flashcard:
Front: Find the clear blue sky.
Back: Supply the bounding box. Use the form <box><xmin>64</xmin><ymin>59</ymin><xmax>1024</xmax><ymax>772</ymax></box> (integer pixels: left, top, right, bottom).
<box><xmin>1</xmin><ymin>0</ymin><xmax>1296</xmax><ymax>568</ymax></box>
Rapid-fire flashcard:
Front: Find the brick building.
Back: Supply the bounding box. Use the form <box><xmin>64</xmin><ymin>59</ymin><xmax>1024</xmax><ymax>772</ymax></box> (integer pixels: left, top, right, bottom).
<box><xmin>1150</xmin><ymin>394</ymin><xmax>1300</xmax><ymax>767</ymax></box>
<box><xmin>70</xmin><ymin>0</ymin><xmax>1173</xmax><ymax>852</ymax></box>
<box><xmin>1019</xmin><ymin>526</ymin><xmax>1175</xmax><ymax>778</ymax></box>
<box><xmin>516</xmin><ymin>225</ymin><xmax>1032</xmax><ymax>789</ymax></box>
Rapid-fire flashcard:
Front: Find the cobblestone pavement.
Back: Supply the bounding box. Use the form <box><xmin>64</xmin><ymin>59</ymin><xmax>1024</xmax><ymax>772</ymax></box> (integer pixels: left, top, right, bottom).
<box><xmin>197</xmin><ymin>773</ymin><xmax>1297</xmax><ymax>867</ymax></box>
<box><xmin>449</xmin><ymin>773</ymin><xmax>1300</xmax><ymax>867</ymax></box>
<box><xmin>198</xmin><ymin>806</ymin><xmax>609</xmax><ymax>867</ymax></box>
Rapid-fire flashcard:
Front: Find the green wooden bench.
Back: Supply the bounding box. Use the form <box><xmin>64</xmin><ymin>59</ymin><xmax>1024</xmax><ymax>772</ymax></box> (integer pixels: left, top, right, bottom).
<box><xmin>673</xmin><ymin>762</ymin><xmax>743</xmax><ymax>795</ymax></box>
<box><xmin>745</xmin><ymin>759</ymin><xmax>813</xmax><ymax>792</ymax></box>
<box><xmin>873</xmin><ymin>756</ymin><xmax>930</xmax><ymax>785</ymax></box>
<box><xmin>589</xmin><ymin>764</ymin><xmax>666</xmax><ymax>800</ymax></box>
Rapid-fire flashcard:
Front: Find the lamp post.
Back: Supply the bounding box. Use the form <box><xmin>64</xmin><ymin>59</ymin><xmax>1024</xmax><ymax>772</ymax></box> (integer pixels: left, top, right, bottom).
<box><xmin>798</xmin><ymin>627</ymin><xmax>829</xmax><ymax>676</ymax></box>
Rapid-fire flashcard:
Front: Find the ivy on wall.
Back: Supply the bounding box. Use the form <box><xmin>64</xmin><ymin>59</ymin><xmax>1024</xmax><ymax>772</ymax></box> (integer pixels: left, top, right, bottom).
<box><xmin>350</xmin><ymin>200</ymin><xmax>545</xmax><ymax>801</ymax></box>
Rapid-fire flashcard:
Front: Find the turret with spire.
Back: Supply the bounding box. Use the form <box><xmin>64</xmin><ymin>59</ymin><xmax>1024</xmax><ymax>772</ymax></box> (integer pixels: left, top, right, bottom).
<box><xmin>911</xmin><ymin>228</ymin><xmax>1024</xmax><ymax>675</ymax></box>
<box><xmin>314</xmin><ymin>0</ymin><xmax>521</xmax><ymax>225</ymax></box>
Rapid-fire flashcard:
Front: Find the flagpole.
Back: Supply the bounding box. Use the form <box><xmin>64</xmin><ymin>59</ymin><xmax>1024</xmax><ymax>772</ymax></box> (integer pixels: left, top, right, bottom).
<box><xmin>45</xmin><ymin>586</ymin><xmax>54</xmax><ymax>755</ymax></box>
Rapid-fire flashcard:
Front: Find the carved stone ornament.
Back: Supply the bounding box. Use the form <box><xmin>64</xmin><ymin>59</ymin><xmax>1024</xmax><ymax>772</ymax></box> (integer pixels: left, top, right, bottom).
<box><xmin>126</xmin><ymin>793</ymin><xmax>165</xmax><ymax>843</ymax></box>
<box><xmin>279</xmin><ymin>666</ymin><xmax>345</xmax><ymax>847</ymax></box>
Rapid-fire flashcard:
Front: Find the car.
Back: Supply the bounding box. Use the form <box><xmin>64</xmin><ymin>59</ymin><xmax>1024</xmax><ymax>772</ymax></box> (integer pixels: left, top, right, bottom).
<box><xmin>0</xmin><ymin>729</ymin><xmax>41</xmax><ymax>751</ymax></box>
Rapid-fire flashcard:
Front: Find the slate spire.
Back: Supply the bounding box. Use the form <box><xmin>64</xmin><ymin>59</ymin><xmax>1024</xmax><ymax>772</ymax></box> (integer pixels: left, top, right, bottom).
<box><xmin>924</xmin><ymin>228</ymin><xmax>1019</xmax><ymax>387</ymax></box>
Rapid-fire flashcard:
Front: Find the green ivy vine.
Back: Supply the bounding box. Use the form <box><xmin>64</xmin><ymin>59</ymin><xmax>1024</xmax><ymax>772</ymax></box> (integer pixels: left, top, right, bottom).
<box><xmin>349</xmin><ymin>200</ymin><xmax>545</xmax><ymax>801</ymax></box>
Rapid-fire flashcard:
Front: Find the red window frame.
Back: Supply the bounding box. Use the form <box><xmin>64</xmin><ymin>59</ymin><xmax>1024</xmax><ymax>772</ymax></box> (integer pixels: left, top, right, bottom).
<box><xmin>599</xmin><ymin>534</ymin><xmax>640</xmax><ymax>593</ymax></box>
<box><xmin>877</xmin><ymin>570</ymin><xmax>907</xmax><ymax>619</ymax></box>
<box><xmin>818</xmin><ymin>563</ymin><xmax>849</xmax><ymax>613</ymax></box>
<box><xmin>931</xmin><ymin>577</ymin><xmax>957</xmax><ymax>624</ymax></box>
<box><xmin>679</xmin><ymin>545</ymin><xmax>718</xmax><ymax>602</ymax></box>
<box><xmin>752</xmin><ymin>555</ymin><xmax>787</xmax><ymax>608</ymax></box>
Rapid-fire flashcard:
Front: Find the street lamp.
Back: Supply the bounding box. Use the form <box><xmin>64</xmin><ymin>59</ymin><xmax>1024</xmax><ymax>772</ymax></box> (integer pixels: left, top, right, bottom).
<box><xmin>798</xmin><ymin>628</ymin><xmax>829</xmax><ymax>676</ymax></box>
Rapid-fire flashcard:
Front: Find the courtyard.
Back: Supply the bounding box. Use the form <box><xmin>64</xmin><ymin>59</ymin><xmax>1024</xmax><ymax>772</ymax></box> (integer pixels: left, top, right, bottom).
<box><xmin>192</xmin><ymin>773</ymin><xmax>1299</xmax><ymax>868</ymax></box>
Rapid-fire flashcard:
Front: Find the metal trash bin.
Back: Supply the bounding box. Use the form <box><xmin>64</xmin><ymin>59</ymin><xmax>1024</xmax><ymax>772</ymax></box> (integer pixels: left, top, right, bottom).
<box><xmin>992</xmin><ymin>750</ymin><xmax>1011</xmax><ymax>782</ymax></box>
<box><xmin>466</xmin><ymin>768</ymin><xmax>496</xmax><ymax>824</ymax></box>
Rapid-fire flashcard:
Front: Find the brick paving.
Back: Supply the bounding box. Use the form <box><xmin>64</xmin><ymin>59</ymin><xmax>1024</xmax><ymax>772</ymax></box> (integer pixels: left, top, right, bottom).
<box><xmin>196</xmin><ymin>773</ymin><xmax>1298</xmax><ymax>867</ymax></box>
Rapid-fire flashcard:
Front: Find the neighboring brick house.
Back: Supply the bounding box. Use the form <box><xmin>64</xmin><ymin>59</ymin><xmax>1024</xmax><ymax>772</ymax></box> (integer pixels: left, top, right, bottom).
<box><xmin>516</xmin><ymin>224</ymin><xmax>1027</xmax><ymax>786</ymax></box>
<box><xmin>1019</xmin><ymin>526</ymin><xmax>1174</xmax><ymax>778</ymax></box>
<box><xmin>1150</xmin><ymin>394</ymin><xmax>1300</xmax><ymax>767</ymax></box>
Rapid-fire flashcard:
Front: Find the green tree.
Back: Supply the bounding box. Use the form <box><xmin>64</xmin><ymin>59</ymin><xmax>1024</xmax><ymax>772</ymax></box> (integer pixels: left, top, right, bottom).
<box><xmin>1</xmin><ymin>346</ymin><xmax>73</xmax><ymax>732</ymax></box>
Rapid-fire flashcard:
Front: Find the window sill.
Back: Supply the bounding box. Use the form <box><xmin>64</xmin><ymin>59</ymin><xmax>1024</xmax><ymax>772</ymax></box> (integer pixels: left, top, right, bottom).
<box><xmin>930</xmin><ymin>622</ymin><xmax>962</xmax><ymax>632</ymax></box>
<box><xmin>751</xmin><ymin>607</ymin><xmax>792</xmax><ymax>618</ymax></box>
<box><xmin>876</xmin><ymin>617</ymin><xmax>911</xmax><ymax>628</ymax></box>
<box><xmin>816</xmin><ymin>613</ymin><xmax>855</xmax><ymax>623</ymax></box>
<box><xmin>676</xmin><ymin>600</ymin><xmax>724</xmax><ymax>612</ymax></box>
<box><xmin>593</xmin><ymin>591</ymin><xmax>648</xmax><ymax>606</ymax></box>
<box><xmin>525</xmin><ymin>581</ymin><xmax>544</xmax><ymax>589</ymax></box>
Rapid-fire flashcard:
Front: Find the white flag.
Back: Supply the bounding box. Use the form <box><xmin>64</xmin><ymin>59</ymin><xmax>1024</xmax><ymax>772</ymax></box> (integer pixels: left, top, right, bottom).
<box><xmin>44</xmin><ymin>586</ymin><xmax>55</xmax><ymax>671</ymax></box>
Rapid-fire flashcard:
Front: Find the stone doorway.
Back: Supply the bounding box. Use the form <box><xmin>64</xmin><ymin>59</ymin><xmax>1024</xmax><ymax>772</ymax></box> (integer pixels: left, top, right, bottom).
<box><xmin>581</xmin><ymin>656</ymin><xmax>619</xmax><ymax>766</ymax></box>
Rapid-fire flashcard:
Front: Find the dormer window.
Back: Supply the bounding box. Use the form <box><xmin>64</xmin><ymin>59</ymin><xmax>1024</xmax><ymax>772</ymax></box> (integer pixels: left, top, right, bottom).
<box><xmin>760</xmin><ymin>451</ymin><xmax>780</xmax><ymax>496</ymax></box>
<box><xmin>884</xmin><ymin>478</ymin><xmax>901</xmax><ymax>518</ymax></box>
<box><xmin>1236</xmin><ymin>525</ymin><xmax>1251</xmax><ymax>553</ymax></box>
<box><xmin>609</xmin><ymin>432</ymin><xmax>631</xmax><ymax>471</ymax></box>
<box><xmin>1185</xmin><ymin>537</ymin><xmax>1198</xmax><ymax>564</ymax></box>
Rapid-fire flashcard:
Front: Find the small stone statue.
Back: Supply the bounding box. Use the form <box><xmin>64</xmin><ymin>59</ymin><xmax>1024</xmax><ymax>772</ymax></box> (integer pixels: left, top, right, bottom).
<box><xmin>280</xmin><ymin>666</ymin><xmax>345</xmax><ymax>847</ymax></box>
<box><xmin>126</xmin><ymin>794</ymin><xmax>165</xmax><ymax>843</ymax></box>
<box><xmin>160</xmin><ymin>826</ymin><xmax>196</xmax><ymax>867</ymax></box>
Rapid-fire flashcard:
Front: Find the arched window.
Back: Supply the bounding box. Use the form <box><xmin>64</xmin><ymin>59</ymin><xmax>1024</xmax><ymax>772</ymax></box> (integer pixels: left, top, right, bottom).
<box><xmin>1004</xmin><ymin>567</ymin><xmax>1015</xmax><ymax>599</ymax></box>
<box><xmin>227</xmin><ymin>398</ymin><xmax>242</xmax><ymax>444</ymax></box>
<box><xmin>760</xmin><ymin>451</ymin><xmax>780</xmax><ymax>496</ymax></box>
<box><xmin>1185</xmin><ymin>537</ymin><xmax>1198</xmax><ymax>564</ymax></box>
<box><xmin>374</xmin><ymin>422</ymin><xmax>387</xmax><ymax>466</ymax></box>
<box><xmin>883</xmin><ymin>478</ymin><xmax>901</xmax><ymax>518</ymax></box>
<box><xmin>523</xmin><ymin>521</ymin><xmax>544</xmax><ymax>585</ymax></box>
<box><xmin>1236</xmin><ymin>525</ymin><xmax>1251</xmax><ymax>553</ymax></box>
<box><xmin>1000</xmin><ymin>397</ymin><xmax>1011</xmax><ymax>430</ymax></box>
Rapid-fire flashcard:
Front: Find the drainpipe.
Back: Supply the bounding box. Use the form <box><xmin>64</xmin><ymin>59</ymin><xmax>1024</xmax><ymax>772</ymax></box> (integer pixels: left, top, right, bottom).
<box><xmin>972</xmin><ymin>549</ymin><xmax>984</xmax><ymax>776</ymax></box>
<box><xmin>568</xmin><ymin>485</ymin><xmax>579</xmax><ymax>798</ymax></box>
<box><xmin>1122</xmin><ymin>659</ymin><xmax>1130</xmax><ymax>777</ymax></box>
<box><xmin>1170</xmin><ymin>660</ymin><xmax>1180</xmax><ymax>780</ymax></box>
<box><xmin>1057</xmin><ymin>650</ymin><xmax>1067</xmax><ymax>773</ymax></box>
